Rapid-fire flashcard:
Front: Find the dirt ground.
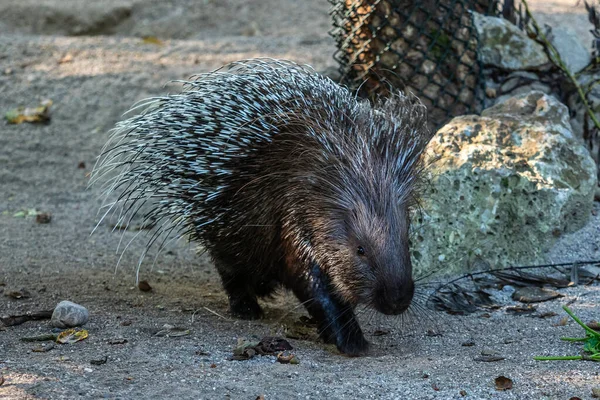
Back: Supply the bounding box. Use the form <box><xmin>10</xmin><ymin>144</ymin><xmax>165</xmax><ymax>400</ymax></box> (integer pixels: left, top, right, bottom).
<box><xmin>1</xmin><ymin>1</ymin><xmax>600</xmax><ymax>399</ymax></box>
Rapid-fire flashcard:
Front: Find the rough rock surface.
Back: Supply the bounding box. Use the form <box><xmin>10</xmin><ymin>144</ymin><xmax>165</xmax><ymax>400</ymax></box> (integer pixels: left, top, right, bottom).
<box><xmin>413</xmin><ymin>91</ymin><xmax>597</xmax><ymax>276</ymax></box>
<box><xmin>473</xmin><ymin>13</ymin><xmax>549</xmax><ymax>70</ymax></box>
<box><xmin>568</xmin><ymin>69</ymin><xmax>600</xmax><ymax>183</ymax></box>
<box><xmin>51</xmin><ymin>300</ymin><xmax>89</xmax><ymax>328</ymax></box>
<box><xmin>545</xmin><ymin>26</ymin><xmax>592</xmax><ymax>74</ymax></box>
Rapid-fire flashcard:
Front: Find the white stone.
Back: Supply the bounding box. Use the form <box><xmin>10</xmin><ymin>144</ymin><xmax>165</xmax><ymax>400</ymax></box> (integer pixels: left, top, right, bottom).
<box><xmin>51</xmin><ymin>300</ymin><xmax>89</xmax><ymax>328</ymax></box>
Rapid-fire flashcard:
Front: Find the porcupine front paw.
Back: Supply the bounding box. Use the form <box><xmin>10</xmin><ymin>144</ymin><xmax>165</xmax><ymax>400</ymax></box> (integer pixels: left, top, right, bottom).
<box><xmin>317</xmin><ymin>314</ymin><xmax>369</xmax><ymax>356</ymax></box>
<box><xmin>331</xmin><ymin>329</ymin><xmax>369</xmax><ymax>357</ymax></box>
<box><xmin>229</xmin><ymin>295</ymin><xmax>264</xmax><ymax>320</ymax></box>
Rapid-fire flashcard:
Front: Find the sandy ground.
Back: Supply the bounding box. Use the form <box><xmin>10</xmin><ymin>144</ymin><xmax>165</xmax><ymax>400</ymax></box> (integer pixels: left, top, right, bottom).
<box><xmin>1</xmin><ymin>0</ymin><xmax>600</xmax><ymax>399</ymax></box>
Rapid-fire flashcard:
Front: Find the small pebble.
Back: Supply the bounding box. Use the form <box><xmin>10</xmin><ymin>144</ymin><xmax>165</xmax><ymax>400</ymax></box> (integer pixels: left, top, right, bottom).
<box><xmin>481</xmin><ymin>348</ymin><xmax>494</xmax><ymax>356</ymax></box>
<box><xmin>51</xmin><ymin>300</ymin><xmax>89</xmax><ymax>328</ymax></box>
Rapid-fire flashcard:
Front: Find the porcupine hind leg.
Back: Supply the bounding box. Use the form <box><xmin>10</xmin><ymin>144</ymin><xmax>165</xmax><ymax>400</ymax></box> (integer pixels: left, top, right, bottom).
<box><xmin>214</xmin><ymin>261</ymin><xmax>264</xmax><ymax>320</ymax></box>
<box><xmin>288</xmin><ymin>261</ymin><xmax>369</xmax><ymax>356</ymax></box>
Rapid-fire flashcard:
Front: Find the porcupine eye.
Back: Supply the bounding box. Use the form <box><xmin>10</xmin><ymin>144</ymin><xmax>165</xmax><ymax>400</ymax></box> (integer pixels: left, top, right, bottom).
<box><xmin>356</xmin><ymin>246</ymin><xmax>366</xmax><ymax>256</ymax></box>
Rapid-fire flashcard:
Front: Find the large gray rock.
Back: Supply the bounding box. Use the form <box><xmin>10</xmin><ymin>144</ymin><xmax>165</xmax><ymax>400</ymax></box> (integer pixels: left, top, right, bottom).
<box><xmin>473</xmin><ymin>13</ymin><xmax>549</xmax><ymax>70</ymax></box>
<box><xmin>413</xmin><ymin>91</ymin><xmax>597</xmax><ymax>277</ymax></box>
<box><xmin>567</xmin><ymin>69</ymin><xmax>600</xmax><ymax>183</ymax></box>
<box><xmin>51</xmin><ymin>300</ymin><xmax>89</xmax><ymax>328</ymax></box>
<box><xmin>546</xmin><ymin>26</ymin><xmax>591</xmax><ymax>74</ymax></box>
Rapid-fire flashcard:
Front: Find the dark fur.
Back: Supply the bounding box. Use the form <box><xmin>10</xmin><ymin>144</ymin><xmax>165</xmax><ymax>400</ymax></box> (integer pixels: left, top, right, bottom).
<box><xmin>94</xmin><ymin>59</ymin><xmax>433</xmax><ymax>356</ymax></box>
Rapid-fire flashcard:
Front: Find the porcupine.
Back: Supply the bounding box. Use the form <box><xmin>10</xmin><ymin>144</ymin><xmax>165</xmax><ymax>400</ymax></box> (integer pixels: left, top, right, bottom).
<box><xmin>94</xmin><ymin>59</ymin><xmax>433</xmax><ymax>356</ymax></box>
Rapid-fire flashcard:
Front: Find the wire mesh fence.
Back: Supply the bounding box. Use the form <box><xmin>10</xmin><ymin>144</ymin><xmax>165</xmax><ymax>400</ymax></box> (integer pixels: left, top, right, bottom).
<box><xmin>329</xmin><ymin>0</ymin><xmax>513</xmax><ymax>129</ymax></box>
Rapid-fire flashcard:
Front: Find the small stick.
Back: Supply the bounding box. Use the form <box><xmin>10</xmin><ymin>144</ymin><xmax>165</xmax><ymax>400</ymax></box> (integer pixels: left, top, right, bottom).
<box><xmin>1</xmin><ymin>310</ymin><xmax>54</xmax><ymax>327</ymax></box>
<box><xmin>203</xmin><ymin>306</ymin><xmax>230</xmax><ymax>321</ymax></box>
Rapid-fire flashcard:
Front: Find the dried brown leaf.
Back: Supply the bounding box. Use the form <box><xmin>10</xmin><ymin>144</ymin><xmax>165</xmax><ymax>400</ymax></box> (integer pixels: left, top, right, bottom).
<box><xmin>474</xmin><ymin>355</ymin><xmax>505</xmax><ymax>362</ymax></box>
<box><xmin>138</xmin><ymin>280</ymin><xmax>152</xmax><ymax>292</ymax></box>
<box><xmin>495</xmin><ymin>376</ymin><xmax>513</xmax><ymax>391</ymax></box>
<box><xmin>554</xmin><ymin>317</ymin><xmax>569</xmax><ymax>327</ymax></box>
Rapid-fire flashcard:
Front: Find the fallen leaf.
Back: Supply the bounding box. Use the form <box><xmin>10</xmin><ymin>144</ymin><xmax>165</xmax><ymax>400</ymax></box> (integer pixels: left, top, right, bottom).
<box><xmin>90</xmin><ymin>356</ymin><xmax>108</xmax><ymax>365</ymax></box>
<box><xmin>231</xmin><ymin>338</ymin><xmax>261</xmax><ymax>361</ymax></box>
<box><xmin>512</xmin><ymin>287</ymin><xmax>562</xmax><ymax>303</ymax></box>
<box><xmin>492</xmin><ymin>270</ymin><xmax>570</xmax><ymax>288</ymax></box>
<box><xmin>56</xmin><ymin>328</ymin><xmax>88</xmax><ymax>344</ymax></box>
<box><xmin>276</xmin><ymin>352</ymin><xmax>299</xmax><ymax>364</ymax></box>
<box><xmin>474</xmin><ymin>355</ymin><xmax>505</xmax><ymax>362</ymax></box>
<box><xmin>13</xmin><ymin>209</ymin><xmax>41</xmax><ymax>218</ymax></box>
<box><xmin>141</xmin><ymin>36</ymin><xmax>164</xmax><ymax>46</ymax></box>
<box><xmin>536</xmin><ymin>311</ymin><xmax>558</xmax><ymax>319</ymax></box>
<box><xmin>554</xmin><ymin>317</ymin><xmax>569</xmax><ymax>327</ymax></box>
<box><xmin>231</xmin><ymin>336</ymin><xmax>294</xmax><ymax>361</ymax></box>
<box><xmin>5</xmin><ymin>289</ymin><xmax>31</xmax><ymax>299</ymax></box>
<box><xmin>258</xmin><ymin>336</ymin><xmax>293</xmax><ymax>352</ymax></box>
<box><xmin>5</xmin><ymin>100</ymin><xmax>52</xmax><ymax>124</ymax></box>
<box><xmin>460</xmin><ymin>390</ymin><xmax>467</xmax><ymax>396</ymax></box>
<box><xmin>138</xmin><ymin>280</ymin><xmax>152</xmax><ymax>292</ymax></box>
<box><xmin>506</xmin><ymin>305</ymin><xmax>536</xmax><ymax>314</ymax></box>
<box><xmin>495</xmin><ymin>376</ymin><xmax>513</xmax><ymax>391</ymax></box>
<box><xmin>210</xmin><ymin>363</ymin><xmax>217</xmax><ymax>368</ymax></box>
<box><xmin>587</xmin><ymin>321</ymin><xmax>600</xmax><ymax>331</ymax></box>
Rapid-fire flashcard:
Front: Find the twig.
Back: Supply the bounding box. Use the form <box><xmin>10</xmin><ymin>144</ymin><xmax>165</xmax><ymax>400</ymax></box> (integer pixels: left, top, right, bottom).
<box><xmin>1</xmin><ymin>310</ymin><xmax>54</xmax><ymax>327</ymax></box>
<box><xmin>430</xmin><ymin>260</ymin><xmax>600</xmax><ymax>296</ymax></box>
<box><xmin>203</xmin><ymin>306</ymin><xmax>230</xmax><ymax>321</ymax></box>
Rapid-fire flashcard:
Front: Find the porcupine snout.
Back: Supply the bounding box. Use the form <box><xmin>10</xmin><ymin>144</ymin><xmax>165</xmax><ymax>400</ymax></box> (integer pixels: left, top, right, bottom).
<box><xmin>368</xmin><ymin>247</ymin><xmax>415</xmax><ymax>315</ymax></box>
<box><xmin>373</xmin><ymin>277</ymin><xmax>415</xmax><ymax>315</ymax></box>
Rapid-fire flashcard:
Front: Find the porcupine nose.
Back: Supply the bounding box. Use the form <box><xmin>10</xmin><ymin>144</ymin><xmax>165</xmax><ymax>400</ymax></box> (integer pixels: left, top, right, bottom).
<box><xmin>373</xmin><ymin>279</ymin><xmax>415</xmax><ymax>315</ymax></box>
